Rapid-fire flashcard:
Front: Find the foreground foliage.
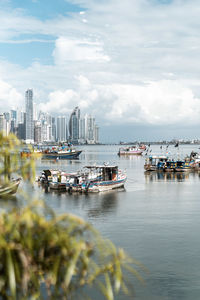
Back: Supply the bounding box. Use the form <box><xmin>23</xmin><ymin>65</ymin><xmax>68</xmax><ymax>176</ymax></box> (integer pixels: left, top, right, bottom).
<box><xmin>0</xmin><ymin>133</ymin><xmax>145</xmax><ymax>299</ymax></box>
<box><xmin>0</xmin><ymin>202</ymin><xmax>144</xmax><ymax>299</ymax></box>
<box><xmin>0</xmin><ymin>132</ymin><xmax>37</xmax><ymax>182</ymax></box>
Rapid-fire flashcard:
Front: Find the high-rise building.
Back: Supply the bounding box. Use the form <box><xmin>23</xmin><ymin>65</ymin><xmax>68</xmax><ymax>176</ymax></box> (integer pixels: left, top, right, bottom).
<box><xmin>52</xmin><ymin>117</ymin><xmax>56</xmax><ymax>142</ymax></box>
<box><xmin>25</xmin><ymin>89</ymin><xmax>34</xmax><ymax>143</ymax></box>
<box><xmin>69</xmin><ymin>106</ymin><xmax>80</xmax><ymax>144</ymax></box>
<box><xmin>33</xmin><ymin>102</ymin><xmax>38</xmax><ymax>121</ymax></box>
<box><xmin>17</xmin><ymin>112</ymin><xmax>26</xmax><ymax>140</ymax></box>
<box><xmin>0</xmin><ymin>114</ymin><xmax>6</xmax><ymax>134</ymax></box>
<box><xmin>80</xmin><ymin>114</ymin><xmax>99</xmax><ymax>144</ymax></box>
<box><xmin>10</xmin><ymin>110</ymin><xmax>17</xmax><ymax>122</ymax></box>
<box><xmin>10</xmin><ymin>110</ymin><xmax>17</xmax><ymax>134</ymax></box>
<box><xmin>34</xmin><ymin>121</ymin><xmax>42</xmax><ymax>144</ymax></box>
<box><xmin>95</xmin><ymin>125</ymin><xmax>99</xmax><ymax>144</ymax></box>
<box><xmin>86</xmin><ymin>114</ymin><xmax>95</xmax><ymax>144</ymax></box>
<box><xmin>57</xmin><ymin>116</ymin><xmax>67</xmax><ymax>142</ymax></box>
<box><xmin>79</xmin><ymin>117</ymin><xmax>86</xmax><ymax>144</ymax></box>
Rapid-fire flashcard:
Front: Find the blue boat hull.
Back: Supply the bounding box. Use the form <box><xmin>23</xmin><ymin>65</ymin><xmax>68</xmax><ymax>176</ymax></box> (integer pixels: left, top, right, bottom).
<box><xmin>42</xmin><ymin>151</ymin><xmax>82</xmax><ymax>160</ymax></box>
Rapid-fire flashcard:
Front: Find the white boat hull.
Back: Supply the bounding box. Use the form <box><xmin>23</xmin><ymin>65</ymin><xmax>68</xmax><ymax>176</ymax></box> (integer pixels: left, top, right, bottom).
<box><xmin>85</xmin><ymin>178</ymin><xmax>126</xmax><ymax>193</ymax></box>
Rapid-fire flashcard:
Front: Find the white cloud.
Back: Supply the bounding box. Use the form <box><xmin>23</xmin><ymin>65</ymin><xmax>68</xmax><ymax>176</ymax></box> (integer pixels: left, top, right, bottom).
<box><xmin>38</xmin><ymin>76</ymin><xmax>200</xmax><ymax>126</ymax></box>
<box><xmin>0</xmin><ymin>79</ymin><xmax>23</xmax><ymax>111</ymax></box>
<box><xmin>53</xmin><ymin>37</ymin><xmax>110</xmax><ymax>64</ymax></box>
<box><xmin>103</xmin><ymin>80</ymin><xmax>200</xmax><ymax>125</ymax></box>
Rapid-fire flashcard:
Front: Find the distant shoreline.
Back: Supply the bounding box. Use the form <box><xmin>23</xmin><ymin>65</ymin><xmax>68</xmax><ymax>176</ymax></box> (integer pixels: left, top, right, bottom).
<box><xmin>31</xmin><ymin>142</ymin><xmax>200</xmax><ymax>146</ymax></box>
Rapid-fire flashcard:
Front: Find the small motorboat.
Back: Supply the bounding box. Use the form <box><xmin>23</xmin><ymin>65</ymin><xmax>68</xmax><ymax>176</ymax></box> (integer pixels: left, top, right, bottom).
<box><xmin>0</xmin><ymin>178</ymin><xmax>21</xmax><ymax>197</ymax></box>
<box><xmin>118</xmin><ymin>146</ymin><xmax>143</xmax><ymax>156</ymax></box>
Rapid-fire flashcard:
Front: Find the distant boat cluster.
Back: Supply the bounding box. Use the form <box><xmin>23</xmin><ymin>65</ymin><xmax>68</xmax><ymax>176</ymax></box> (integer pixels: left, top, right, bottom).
<box><xmin>144</xmin><ymin>151</ymin><xmax>200</xmax><ymax>172</ymax></box>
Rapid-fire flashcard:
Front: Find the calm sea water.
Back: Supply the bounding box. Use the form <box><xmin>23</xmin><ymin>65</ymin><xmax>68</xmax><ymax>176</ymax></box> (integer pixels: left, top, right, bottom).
<box><xmin>5</xmin><ymin>144</ymin><xmax>200</xmax><ymax>299</ymax></box>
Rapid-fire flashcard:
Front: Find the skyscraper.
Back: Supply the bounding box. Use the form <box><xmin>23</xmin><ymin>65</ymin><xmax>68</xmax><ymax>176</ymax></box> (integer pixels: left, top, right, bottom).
<box><xmin>25</xmin><ymin>89</ymin><xmax>34</xmax><ymax>143</ymax></box>
<box><xmin>0</xmin><ymin>114</ymin><xmax>6</xmax><ymax>134</ymax></box>
<box><xmin>69</xmin><ymin>106</ymin><xmax>80</xmax><ymax>144</ymax></box>
<box><xmin>80</xmin><ymin>114</ymin><xmax>99</xmax><ymax>144</ymax></box>
<box><xmin>52</xmin><ymin>117</ymin><xmax>56</xmax><ymax>142</ymax></box>
<box><xmin>57</xmin><ymin>116</ymin><xmax>67</xmax><ymax>142</ymax></box>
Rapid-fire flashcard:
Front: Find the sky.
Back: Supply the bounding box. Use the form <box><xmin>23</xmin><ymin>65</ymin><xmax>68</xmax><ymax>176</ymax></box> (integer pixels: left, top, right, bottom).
<box><xmin>0</xmin><ymin>0</ymin><xmax>200</xmax><ymax>142</ymax></box>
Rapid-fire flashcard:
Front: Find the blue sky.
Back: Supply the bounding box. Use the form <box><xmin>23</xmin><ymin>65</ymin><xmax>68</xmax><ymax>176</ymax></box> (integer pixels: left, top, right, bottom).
<box><xmin>0</xmin><ymin>0</ymin><xmax>83</xmax><ymax>66</ymax></box>
<box><xmin>0</xmin><ymin>0</ymin><xmax>200</xmax><ymax>142</ymax></box>
<box><xmin>2</xmin><ymin>0</ymin><xmax>83</xmax><ymax>19</ymax></box>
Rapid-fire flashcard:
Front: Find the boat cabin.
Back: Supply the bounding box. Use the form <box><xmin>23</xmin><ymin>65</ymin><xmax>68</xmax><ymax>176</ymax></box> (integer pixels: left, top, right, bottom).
<box><xmin>84</xmin><ymin>165</ymin><xmax>119</xmax><ymax>182</ymax></box>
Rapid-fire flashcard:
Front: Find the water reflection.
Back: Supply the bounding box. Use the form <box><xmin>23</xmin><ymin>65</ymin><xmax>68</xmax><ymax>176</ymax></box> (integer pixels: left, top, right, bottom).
<box><xmin>86</xmin><ymin>189</ymin><xmax>124</xmax><ymax>219</ymax></box>
<box><xmin>39</xmin><ymin>159</ymin><xmax>81</xmax><ymax>168</ymax></box>
<box><xmin>119</xmin><ymin>155</ymin><xmax>144</xmax><ymax>161</ymax></box>
<box><xmin>145</xmin><ymin>171</ymin><xmax>190</xmax><ymax>182</ymax></box>
<box><xmin>37</xmin><ymin>180</ymin><xmax>124</xmax><ymax>219</ymax></box>
<box><xmin>0</xmin><ymin>196</ymin><xmax>19</xmax><ymax>212</ymax></box>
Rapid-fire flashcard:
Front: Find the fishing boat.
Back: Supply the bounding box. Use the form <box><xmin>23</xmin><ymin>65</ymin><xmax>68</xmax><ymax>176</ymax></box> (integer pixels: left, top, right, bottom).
<box><xmin>66</xmin><ymin>173</ymin><xmax>86</xmax><ymax>192</ymax></box>
<box><xmin>174</xmin><ymin>160</ymin><xmax>191</xmax><ymax>172</ymax></box>
<box><xmin>139</xmin><ymin>144</ymin><xmax>147</xmax><ymax>151</ymax></box>
<box><xmin>42</xmin><ymin>147</ymin><xmax>82</xmax><ymax>159</ymax></box>
<box><xmin>49</xmin><ymin>171</ymin><xmax>67</xmax><ymax>190</ymax></box>
<box><xmin>0</xmin><ymin>178</ymin><xmax>21</xmax><ymax>197</ymax></box>
<box><xmin>81</xmin><ymin>165</ymin><xmax>127</xmax><ymax>192</ymax></box>
<box><xmin>37</xmin><ymin>169</ymin><xmax>52</xmax><ymax>184</ymax></box>
<box><xmin>144</xmin><ymin>156</ymin><xmax>168</xmax><ymax>171</ymax></box>
<box><xmin>163</xmin><ymin>161</ymin><xmax>176</xmax><ymax>172</ymax></box>
<box><xmin>190</xmin><ymin>159</ymin><xmax>200</xmax><ymax>171</ymax></box>
<box><xmin>118</xmin><ymin>146</ymin><xmax>143</xmax><ymax>156</ymax></box>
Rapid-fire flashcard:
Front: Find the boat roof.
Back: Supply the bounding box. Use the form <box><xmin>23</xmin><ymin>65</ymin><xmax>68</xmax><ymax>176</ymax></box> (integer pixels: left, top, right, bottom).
<box><xmin>149</xmin><ymin>155</ymin><xmax>168</xmax><ymax>159</ymax></box>
<box><xmin>84</xmin><ymin>165</ymin><xmax>118</xmax><ymax>169</ymax></box>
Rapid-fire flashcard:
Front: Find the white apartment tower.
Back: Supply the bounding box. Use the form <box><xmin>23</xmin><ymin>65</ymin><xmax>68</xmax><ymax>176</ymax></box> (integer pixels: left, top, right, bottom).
<box><xmin>57</xmin><ymin>116</ymin><xmax>67</xmax><ymax>142</ymax></box>
<box><xmin>79</xmin><ymin>114</ymin><xmax>99</xmax><ymax>144</ymax></box>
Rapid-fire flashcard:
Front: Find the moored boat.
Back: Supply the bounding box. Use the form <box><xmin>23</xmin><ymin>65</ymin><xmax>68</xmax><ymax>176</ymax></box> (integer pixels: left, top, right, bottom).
<box><xmin>174</xmin><ymin>160</ymin><xmax>191</xmax><ymax>172</ymax></box>
<box><xmin>190</xmin><ymin>159</ymin><xmax>200</xmax><ymax>171</ymax></box>
<box><xmin>66</xmin><ymin>173</ymin><xmax>86</xmax><ymax>192</ymax></box>
<box><xmin>42</xmin><ymin>147</ymin><xmax>82</xmax><ymax>159</ymax></box>
<box><xmin>0</xmin><ymin>178</ymin><xmax>21</xmax><ymax>197</ymax></box>
<box><xmin>49</xmin><ymin>171</ymin><xmax>67</xmax><ymax>190</ymax></box>
<box><xmin>37</xmin><ymin>169</ymin><xmax>52</xmax><ymax>184</ymax></box>
<box><xmin>118</xmin><ymin>146</ymin><xmax>143</xmax><ymax>156</ymax></box>
<box><xmin>163</xmin><ymin>161</ymin><xmax>176</xmax><ymax>172</ymax></box>
<box><xmin>144</xmin><ymin>155</ymin><xmax>168</xmax><ymax>171</ymax></box>
<box><xmin>139</xmin><ymin>144</ymin><xmax>147</xmax><ymax>151</ymax></box>
<box><xmin>81</xmin><ymin>165</ymin><xmax>127</xmax><ymax>192</ymax></box>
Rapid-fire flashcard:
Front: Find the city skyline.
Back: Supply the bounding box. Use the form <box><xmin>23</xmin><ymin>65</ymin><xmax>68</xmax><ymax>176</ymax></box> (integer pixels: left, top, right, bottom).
<box><xmin>0</xmin><ymin>1</ymin><xmax>200</xmax><ymax>142</ymax></box>
<box><xmin>0</xmin><ymin>88</ymin><xmax>99</xmax><ymax>144</ymax></box>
